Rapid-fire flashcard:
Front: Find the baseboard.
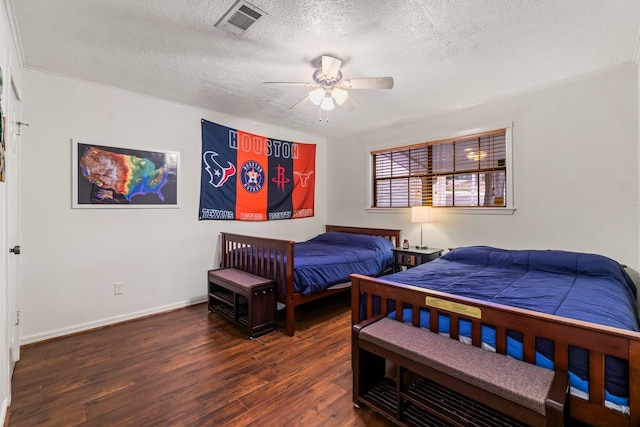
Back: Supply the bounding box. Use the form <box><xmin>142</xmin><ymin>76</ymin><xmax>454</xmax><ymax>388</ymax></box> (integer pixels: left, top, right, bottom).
<box><xmin>21</xmin><ymin>295</ymin><xmax>208</xmax><ymax>345</ymax></box>
<box><xmin>1</xmin><ymin>396</ymin><xmax>8</xmax><ymax>427</ymax></box>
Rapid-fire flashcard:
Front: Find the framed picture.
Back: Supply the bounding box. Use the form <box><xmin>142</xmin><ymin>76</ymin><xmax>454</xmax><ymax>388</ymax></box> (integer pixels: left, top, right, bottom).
<box><xmin>72</xmin><ymin>140</ymin><xmax>179</xmax><ymax>208</ymax></box>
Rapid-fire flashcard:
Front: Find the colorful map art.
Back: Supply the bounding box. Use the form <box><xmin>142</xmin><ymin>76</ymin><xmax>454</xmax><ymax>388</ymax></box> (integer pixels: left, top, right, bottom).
<box><xmin>75</xmin><ymin>143</ymin><xmax>178</xmax><ymax>206</ymax></box>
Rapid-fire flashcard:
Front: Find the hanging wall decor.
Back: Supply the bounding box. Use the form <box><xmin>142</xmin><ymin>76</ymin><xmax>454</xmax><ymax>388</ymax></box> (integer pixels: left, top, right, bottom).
<box><xmin>198</xmin><ymin>119</ymin><xmax>316</xmax><ymax>221</ymax></box>
<box><xmin>72</xmin><ymin>140</ymin><xmax>179</xmax><ymax>208</ymax></box>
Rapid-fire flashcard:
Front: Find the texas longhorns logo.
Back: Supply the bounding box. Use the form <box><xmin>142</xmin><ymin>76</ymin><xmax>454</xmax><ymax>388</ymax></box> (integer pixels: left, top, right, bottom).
<box><xmin>294</xmin><ymin>171</ymin><xmax>314</xmax><ymax>187</ymax></box>
<box><xmin>203</xmin><ymin>151</ymin><xmax>236</xmax><ymax>188</ymax></box>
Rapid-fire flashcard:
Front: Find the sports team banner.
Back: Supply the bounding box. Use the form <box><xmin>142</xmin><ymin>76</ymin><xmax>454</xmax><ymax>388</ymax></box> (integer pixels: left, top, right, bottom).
<box><xmin>199</xmin><ymin>119</ymin><xmax>315</xmax><ymax>221</ymax></box>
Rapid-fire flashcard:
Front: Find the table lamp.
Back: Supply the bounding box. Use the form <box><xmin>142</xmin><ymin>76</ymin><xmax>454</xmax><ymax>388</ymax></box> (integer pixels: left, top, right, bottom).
<box><xmin>411</xmin><ymin>206</ymin><xmax>431</xmax><ymax>249</ymax></box>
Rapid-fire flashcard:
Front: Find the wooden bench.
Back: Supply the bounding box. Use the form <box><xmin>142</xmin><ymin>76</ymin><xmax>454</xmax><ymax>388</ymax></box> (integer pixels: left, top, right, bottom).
<box><xmin>353</xmin><ymin>316</ymin><xmax>569</xmax><ymax>426</ymax></box>
<box><xmin>207</xmin><ymin>268</ymin><xmax>276</xmax><ymax>338</ymax></box>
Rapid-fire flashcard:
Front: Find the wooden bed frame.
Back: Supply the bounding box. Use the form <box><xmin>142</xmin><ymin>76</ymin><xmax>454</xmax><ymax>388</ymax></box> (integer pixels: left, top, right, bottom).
<box><xmin>220</xmin><ymin>225</ymin><xmax>401</xmax><ymax>337</ymax></box>
<box><xmin>350</xmin><ymin>273</ymin><xmax>640</xmax><ymax>427</ymax></box>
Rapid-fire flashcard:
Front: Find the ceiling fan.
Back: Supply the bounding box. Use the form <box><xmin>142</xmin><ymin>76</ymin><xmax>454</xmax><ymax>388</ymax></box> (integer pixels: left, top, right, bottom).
<box><xmin>263</xmin><ymin>55</ymin><xmax>394</xmax><ymax>113</ymax></box>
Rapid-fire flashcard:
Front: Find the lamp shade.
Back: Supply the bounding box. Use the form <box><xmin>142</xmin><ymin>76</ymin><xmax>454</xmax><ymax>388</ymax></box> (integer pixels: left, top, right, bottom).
<box><xmin>411</xmin><ymin>206</ymin><xmax>432</xmax><ymax>223</ymax></box>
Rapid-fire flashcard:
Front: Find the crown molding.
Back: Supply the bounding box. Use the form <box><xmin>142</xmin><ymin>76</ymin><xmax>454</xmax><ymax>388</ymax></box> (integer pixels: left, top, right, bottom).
<box><xmin>22</xmin><ymin>66</ymin><xmax>326</xmax><ymax>143</ymax></box>
<box><xmin>329</xmin><ymin>63</ymin><xmax>633</xmax><ymax>141</ymax></box>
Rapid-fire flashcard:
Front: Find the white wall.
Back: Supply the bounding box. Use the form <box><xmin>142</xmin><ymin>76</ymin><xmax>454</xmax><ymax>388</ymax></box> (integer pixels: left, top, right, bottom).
<box><xmin>328</xmin><ymin>64</ymin><xmax>639</xmax><ymax>270</ymax></box>
<box><xmin>18</xmin><ymin>70</ymin><xmax>327</xmax><ymax>343</ymax></box>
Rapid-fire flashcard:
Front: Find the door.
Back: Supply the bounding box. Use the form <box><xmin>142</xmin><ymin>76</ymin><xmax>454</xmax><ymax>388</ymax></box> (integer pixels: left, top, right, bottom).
<box><xmin>6</xmin><ymin>70</ymin><xmax>21</xmax><ymax>374</ymax></box>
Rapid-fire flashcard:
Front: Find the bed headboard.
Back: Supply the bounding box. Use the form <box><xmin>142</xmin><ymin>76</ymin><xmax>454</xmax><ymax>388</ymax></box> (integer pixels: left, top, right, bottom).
<box><xmin>324</xmin><ymin>225</ymin><xmax>402</xmax><ymax>248</ymax></box>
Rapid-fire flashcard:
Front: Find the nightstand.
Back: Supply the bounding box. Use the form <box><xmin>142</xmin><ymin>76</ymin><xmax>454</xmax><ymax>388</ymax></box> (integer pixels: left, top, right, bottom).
<box><xmin>391</xmin><ymin>247</ymin><xmax>443</xmax><ymax>272</ymax></box>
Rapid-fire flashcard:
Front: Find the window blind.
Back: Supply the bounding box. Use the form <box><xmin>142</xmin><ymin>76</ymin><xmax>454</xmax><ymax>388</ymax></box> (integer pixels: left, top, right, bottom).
<box><xmin>372</xmin><ymin>129</ymin><xmax>507</xmax><ymax>208</ymax></box>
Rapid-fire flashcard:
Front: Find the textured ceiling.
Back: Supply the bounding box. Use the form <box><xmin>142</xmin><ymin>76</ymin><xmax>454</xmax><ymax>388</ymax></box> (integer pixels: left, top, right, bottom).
<box><xmin>10</xmin><ymin>0</ymin><xmax>640</xmax><ymax>138</ymax></box>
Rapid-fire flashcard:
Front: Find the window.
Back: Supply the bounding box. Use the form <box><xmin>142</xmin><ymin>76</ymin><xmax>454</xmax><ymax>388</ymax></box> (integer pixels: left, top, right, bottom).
<box><xmin>372</xmin><ymin>129</ymin><xmax>508</xmax><ymax>208</ymax></box>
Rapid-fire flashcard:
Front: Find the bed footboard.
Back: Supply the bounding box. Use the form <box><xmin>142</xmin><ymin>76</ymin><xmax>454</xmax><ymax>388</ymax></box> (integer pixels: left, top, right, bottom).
<box><xmin>350</xmin><ymin>273</ymin><xmax>640</xmax><ymax>427</ymax></box>
<box><xmin>220</xmin><ymin>232</ymin><xmax>295</xmax><ymax>335</ymax></box>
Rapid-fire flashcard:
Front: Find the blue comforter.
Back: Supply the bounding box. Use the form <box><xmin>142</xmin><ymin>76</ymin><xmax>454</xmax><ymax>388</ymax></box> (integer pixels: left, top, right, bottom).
<box><xmin>293</xmin><ymin>231</ymin><xmax>394</xmax><ymax>294</ymax></box>
<box><xmin>380</xmin><ymin>246</ymin><xmax>639</xmax><ymax>407</ymax></box>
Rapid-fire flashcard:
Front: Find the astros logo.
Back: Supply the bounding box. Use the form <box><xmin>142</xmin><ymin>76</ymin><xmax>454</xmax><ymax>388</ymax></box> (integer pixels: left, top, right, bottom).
<box><xmin>240</xmin><ymin>161</ymin><xmax>265</xmax><ymax>193</ymax></box>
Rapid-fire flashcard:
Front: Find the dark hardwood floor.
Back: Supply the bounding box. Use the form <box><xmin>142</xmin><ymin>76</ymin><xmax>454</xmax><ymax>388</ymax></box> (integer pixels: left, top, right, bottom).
<box><xmin>8</xmin><ymin>292</ymin><xmax>393</xmax><ymax>426</ymax></box>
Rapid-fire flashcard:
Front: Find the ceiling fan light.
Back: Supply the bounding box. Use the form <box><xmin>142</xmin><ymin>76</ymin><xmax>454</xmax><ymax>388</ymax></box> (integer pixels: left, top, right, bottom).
<box><xmin>320</xmin><ymin>95</ymin><xmax>335</xmax><ymax>111</ymax></box>
<box><xmin>308</xmin><ymin>88</ymin><xmax>324</xmax><ymax>105</ymax></box>
<box><xmin>332</xmin><ymin>88</ymin><xmax>348</xmax><ymax>105</ymax></box>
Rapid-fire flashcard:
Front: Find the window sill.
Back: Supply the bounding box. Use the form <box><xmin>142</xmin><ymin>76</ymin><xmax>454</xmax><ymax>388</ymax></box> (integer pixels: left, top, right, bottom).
<box><xmin>366</xmin><ymin>207</ymin><xmax>516</xmax><ymax>215</ymax></box>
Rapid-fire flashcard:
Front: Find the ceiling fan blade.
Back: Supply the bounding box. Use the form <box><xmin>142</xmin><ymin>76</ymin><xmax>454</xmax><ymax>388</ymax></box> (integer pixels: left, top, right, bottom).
<box><xmin>341</xmin><ymin>96</ymin><xmax>359</xmax><ymax>112</ymax></box>
<box><xmin>263</xmin><ymin>81</ymin><xmax>317</xmax><ymax>87</ymax></box>
<box><xmin>289</xmin><ymin>95</ymin><xmax>310</xmax><ymax>110</ymax></box>
<box><xmin>321</xmin><ymin>55</ymin><xmax>342</xmax><ymax>79</ymax></box>
<box><xmin>339</xmin><ymin>77</ymin><xmax>394</xmax><ymax>90</ymax></box>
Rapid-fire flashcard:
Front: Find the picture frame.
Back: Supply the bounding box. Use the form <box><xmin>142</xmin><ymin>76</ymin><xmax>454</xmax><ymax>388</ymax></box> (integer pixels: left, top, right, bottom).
<box><xmin>72</xmin><ymin>140</ymin><xmax>179</xmax><ymax>208</ymax></box>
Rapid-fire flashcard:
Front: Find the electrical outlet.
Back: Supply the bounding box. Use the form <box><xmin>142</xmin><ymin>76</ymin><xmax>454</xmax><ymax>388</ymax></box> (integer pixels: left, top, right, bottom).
<box><xmin>114</xmin><ymin>281</ymin><xmax>124</xmax><ymax>295</ymax></box>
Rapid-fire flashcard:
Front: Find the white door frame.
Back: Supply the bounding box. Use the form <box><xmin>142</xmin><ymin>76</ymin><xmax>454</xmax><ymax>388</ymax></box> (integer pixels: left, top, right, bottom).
<box><xmin>6</xmin><ymin>66</ymin><xmax>20</xmax><ymax>371</ymax></box>
<box><xmin>3</xmin><ymin>59</ymin><xmax>21</xmax><ymax>412</ymax></box>
<box><xmin>0</xmin><ymin>62</ymin><xmax>7</xmax><ymax>422</ymax></box>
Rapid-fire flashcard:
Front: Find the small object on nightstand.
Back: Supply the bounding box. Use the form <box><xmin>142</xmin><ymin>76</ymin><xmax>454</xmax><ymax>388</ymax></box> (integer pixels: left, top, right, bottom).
<box><xmin>402</xmin><ymin>239</ymin><xmax>409</xmax><ymax>249</ymax></box>
<box><xmin>391</xmin><ymin>247</ymin><xmax>443</xmax><ymax>273</ymax></box>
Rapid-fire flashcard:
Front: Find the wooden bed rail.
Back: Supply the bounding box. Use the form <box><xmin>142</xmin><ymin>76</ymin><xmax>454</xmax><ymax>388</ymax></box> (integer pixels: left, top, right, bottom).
<box><xmin>350</xmin><ymin>273</ymin><xmax>640</xmax><ymax>427</ymax></box>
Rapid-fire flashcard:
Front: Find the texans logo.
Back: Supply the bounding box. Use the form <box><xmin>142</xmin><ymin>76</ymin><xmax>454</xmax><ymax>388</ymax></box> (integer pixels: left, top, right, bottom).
<box><xmin>203</xmin><ymin>151</ymin><xmax>236</xmax><ymax>188</ymax></box>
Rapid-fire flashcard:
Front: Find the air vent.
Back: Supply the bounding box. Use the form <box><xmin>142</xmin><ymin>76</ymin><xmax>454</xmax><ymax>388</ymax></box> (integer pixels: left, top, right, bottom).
<box><xmin>216</xmin><ymin>0</ymin><xmax>267</xmax><ymax>35</ymax></box>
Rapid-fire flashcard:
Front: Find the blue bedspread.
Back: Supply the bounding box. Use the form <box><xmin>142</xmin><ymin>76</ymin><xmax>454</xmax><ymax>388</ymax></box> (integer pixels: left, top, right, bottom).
<box><xmin>379</xmin><ymin>246</ymin><xmax>639</xmax><ymax>406</ymax></box>
<box><xmin>293</xmin><ymin>232</ymin><xmax>394</xmax><ymax>295</ymax></box>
